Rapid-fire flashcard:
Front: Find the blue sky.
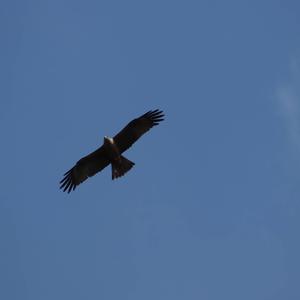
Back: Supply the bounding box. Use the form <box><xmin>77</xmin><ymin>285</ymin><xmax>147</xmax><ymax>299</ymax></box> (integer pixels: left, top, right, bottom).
<box><xmin>1</xmin><ymin>0</ymin><xmax>300</xmax><ymax>299</ymax></box>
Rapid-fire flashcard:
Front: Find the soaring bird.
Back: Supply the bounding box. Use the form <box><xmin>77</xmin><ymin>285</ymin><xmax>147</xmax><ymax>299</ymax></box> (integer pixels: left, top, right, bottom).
<box><xmin>60</xmin><ymin>109</ymin><xmax>164</xmax><ymax>193</ymax></box>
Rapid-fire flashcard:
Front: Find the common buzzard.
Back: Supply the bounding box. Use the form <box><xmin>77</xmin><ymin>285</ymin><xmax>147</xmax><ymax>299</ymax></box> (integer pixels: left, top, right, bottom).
<box><xmin>60</xmin><ymin>109</ymin><xmax>164</xmax><ymax>193</ymax></box>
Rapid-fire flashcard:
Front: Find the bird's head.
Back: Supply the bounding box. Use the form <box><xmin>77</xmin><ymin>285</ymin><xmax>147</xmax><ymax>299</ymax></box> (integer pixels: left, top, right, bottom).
<box><xmin>104</xmin><ymin>136</ymin><xmax>114</xmax><ymax>144</ymax></box>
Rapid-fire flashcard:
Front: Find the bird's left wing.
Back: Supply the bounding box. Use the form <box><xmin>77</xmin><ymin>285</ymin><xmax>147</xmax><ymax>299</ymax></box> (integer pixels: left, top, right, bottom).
<box><xmin>60</xmin><ymin>146</ymin><xmax>110</xmax><ymax>193</ymax></box>
<box><xmin>113</xmin><ymin>109</ymin><xmax>164</xmax><ymax>153</ymax></box>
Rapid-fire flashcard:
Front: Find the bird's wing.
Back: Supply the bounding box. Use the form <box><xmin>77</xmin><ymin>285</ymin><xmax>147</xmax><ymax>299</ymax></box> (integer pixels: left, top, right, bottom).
<box><xmin>59</xmin><ymin>146</ymin><xmax>110</xmax><ymax>193</ymax></box>
<box><xmin>113</xmin><ymin>109</ymin><xmax>164</xmax><ymax>153</ymax></box>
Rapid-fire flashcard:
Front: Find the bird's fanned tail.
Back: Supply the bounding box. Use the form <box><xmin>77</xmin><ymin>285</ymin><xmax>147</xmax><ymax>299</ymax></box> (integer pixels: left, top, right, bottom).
<box><xmin>111</xmin><ymin>156</ymin><xmax>135</xmax><ymax>180</ymax></box>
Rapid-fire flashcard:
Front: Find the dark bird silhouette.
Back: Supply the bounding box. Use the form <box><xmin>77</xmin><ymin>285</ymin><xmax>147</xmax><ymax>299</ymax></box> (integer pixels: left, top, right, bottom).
<box><xmin>60</xmin><ymin>109</ymin><xmax>164</xmax><ymax>193</ymax></box>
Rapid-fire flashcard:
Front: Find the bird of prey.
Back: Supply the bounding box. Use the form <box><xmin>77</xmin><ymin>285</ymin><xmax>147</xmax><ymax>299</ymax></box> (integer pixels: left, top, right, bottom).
<box><xmin>60</xmin><ymin>109</ymin><xmax>164</xmax><ymax>193</ymax></box>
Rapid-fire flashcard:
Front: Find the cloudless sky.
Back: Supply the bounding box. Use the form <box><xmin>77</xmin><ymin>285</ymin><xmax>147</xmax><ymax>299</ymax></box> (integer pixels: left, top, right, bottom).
<box><xmin>1</xmin><ymin>0</ymin><xmax>300</xmax><ymax>299</ymax></box>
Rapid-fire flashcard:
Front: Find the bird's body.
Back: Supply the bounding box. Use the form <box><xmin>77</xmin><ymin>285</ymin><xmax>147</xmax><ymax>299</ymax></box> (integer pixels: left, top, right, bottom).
<box><xmin>103</xmin><ymin>136</ymin><xmax>120</xmax><ymax>160</ymax></box>
<box><xmin>60</xmin><ymin>109</ymin><xmax>164</xmax><ymax>193</ymax></box>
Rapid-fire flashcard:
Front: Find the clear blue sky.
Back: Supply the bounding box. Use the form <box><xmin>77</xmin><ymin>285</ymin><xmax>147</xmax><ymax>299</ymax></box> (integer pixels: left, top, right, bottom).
<box><xmin>1</xmin><ymin>0</ymin><xmax>300</xmax><ymax>299</ymax></box>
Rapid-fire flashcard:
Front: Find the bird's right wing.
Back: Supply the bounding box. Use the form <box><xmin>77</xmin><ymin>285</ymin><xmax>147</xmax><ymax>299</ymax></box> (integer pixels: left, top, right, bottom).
<box><xmin>59</xmin><ymin>146</ymin><xmax>110</xmax><ymax>193</ymax></box>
